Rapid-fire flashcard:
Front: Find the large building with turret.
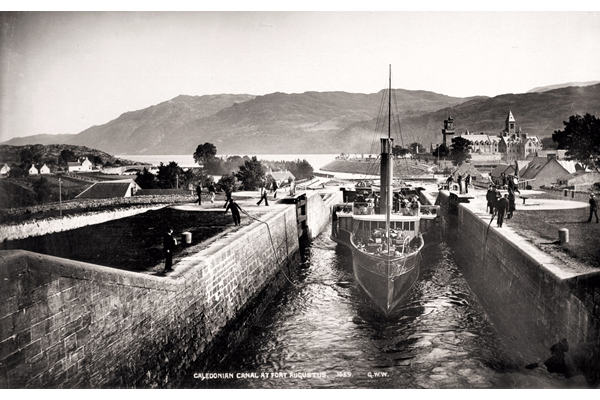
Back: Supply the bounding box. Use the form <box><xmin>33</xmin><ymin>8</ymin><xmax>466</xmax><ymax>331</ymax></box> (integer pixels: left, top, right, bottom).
<box><xmin>442</xmin><ymin>111</ymin><xmax>542</xmax><ymax>161</ymax></box>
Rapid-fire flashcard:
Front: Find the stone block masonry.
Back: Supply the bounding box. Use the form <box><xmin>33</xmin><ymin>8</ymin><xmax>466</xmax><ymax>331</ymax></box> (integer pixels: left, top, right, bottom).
<box><xmin>438</xmin><ymin>191</ymin><xmax>600</xmax><ymax>384</ymax></box>
<box><xmin>0</xmin><ymin>190</ymin><xmax>341</xmax><ymax>388</ymax></box>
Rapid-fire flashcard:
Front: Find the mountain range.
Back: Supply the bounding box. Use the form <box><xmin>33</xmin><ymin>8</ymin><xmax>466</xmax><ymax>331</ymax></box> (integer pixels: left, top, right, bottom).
<box><xmin>3</xmin><ymin>83</ymin><xmax>600</xmax><ymax>155</ymax></box>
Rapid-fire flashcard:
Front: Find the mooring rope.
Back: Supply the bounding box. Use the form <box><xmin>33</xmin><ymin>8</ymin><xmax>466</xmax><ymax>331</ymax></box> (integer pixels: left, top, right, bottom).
<box><xmin>237</xmin><ymin>206</ymin><xmax>297</xmax><ymax>286</ymax></box>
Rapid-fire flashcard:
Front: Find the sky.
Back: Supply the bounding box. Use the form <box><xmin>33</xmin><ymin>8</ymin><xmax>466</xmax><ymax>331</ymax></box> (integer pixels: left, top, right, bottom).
<box><xmin>1</xmin><ymin>5</ymin><xmax>600</xmax><ymax>142</ymax></box>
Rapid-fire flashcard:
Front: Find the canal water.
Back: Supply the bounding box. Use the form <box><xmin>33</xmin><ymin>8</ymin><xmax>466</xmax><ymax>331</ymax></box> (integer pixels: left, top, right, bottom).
<box><xmin>187</xmin><ymin>225</ymin><xmax>581</xmax><ymax>389</ymax></box>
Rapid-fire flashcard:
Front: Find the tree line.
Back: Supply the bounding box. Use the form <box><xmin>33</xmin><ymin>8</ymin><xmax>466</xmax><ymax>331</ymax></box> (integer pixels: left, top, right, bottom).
<box><xmin>134</xmin><ymin>142</ymin><xmax>315</xmax><ymax>193</ymax></box>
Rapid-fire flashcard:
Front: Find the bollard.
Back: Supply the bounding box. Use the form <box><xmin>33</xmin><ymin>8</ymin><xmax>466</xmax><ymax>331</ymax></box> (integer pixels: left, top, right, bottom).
<box><xmin>558</xmin><ymin>228</ymin><xmax>569</xmax><ymax>244</ymax></box>
<box><xmin>182</xmin><ymin>231</ymin><xmax>192</xmax><ymax>244</ymax></box>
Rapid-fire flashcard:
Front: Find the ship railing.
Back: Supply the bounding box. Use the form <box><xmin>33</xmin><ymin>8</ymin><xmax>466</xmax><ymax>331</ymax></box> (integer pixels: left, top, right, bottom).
<box><xmin>352</xmin><ymin>201</ymin><xmax>375</xmax><ymax>215</ymax></box>
<box><xmin>419</xmin><ymin>205</ymin><xmax>438</xmax><ymax>215</ymax></box>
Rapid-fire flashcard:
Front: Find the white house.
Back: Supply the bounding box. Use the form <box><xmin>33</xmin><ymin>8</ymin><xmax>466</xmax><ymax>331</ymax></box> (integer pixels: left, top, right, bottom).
<box><xmin>28</xmin><ymin>164</ymin><xmax>39</xmax><ymax>175</ymax></box>
<box><xmin>39</xmin><ymin>164</ymin><xmax>51</xmax><ymax>174</ymax></box>
<box><xmin>0</xmin><ymin>163</ymin><xmax>10</xmax><ymax>175</ymax></box>
<box><xmin>68</xmin><ymin>157</ymin><xmax>93</xmax><ymax>172</ymax></box>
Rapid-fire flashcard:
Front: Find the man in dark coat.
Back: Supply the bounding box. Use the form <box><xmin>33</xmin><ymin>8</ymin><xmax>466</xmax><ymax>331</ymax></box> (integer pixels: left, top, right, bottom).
<box><xmin>446</xmin><ymin>174</ymin><xmax>454</xmax><ymax>191</ymax></box>
<box><xmin>486</xmin><ymin>185</ymin><xmax>496</xmax><ymax>215</ymax></box>
<box><xmin>507</xmin><ymin>187</ymin><xmax>516</xmax><ymax>219</ymax></box>
<box><xmin>457</xmin><ymin>174</ymin><xmax>463</xmax><ymax>194</ymax></box>
<box><xmin>588</xmin><ymin>193</ymin><xmax>599</xmax><ymax>223</ymax></box>
<box><xmin>497</xmin><ymin>194</ymin><xmax>509</xmax><ymax>227</ymax></box>
<box><xmin>223</xmin><ymin>188</ymin><xmax>233</xmax><ymax>208</ymax></box>
<box><xmin>196</xmin><ymin>183</ymin><xmax>202</xmax><ymax>205</ymax></box>
<box><xmin>225</xmin><ymin>199</ymin><xmax>242</xmax><ymax>226</ymax></box>
<box><xmin>464</xmin><ymin>173</ymin><xmax>471</xmax><ymax>194</ymax></box>
<box><xmin>163</xmin><ymin>228</ymin><xmax>177</xmax><ymax>272</ymax></box>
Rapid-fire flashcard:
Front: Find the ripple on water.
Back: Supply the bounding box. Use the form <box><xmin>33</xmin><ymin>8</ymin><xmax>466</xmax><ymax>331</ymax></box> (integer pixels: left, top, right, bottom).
<box><xmin>188</xmin><ymin>229</ymin><xmax>579</xmax><ymax>389</ymax></box>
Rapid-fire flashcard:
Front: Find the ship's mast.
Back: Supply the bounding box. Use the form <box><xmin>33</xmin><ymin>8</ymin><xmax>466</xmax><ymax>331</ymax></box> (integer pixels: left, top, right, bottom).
<box><xmin>379</xmin><ymin>66</ymin><xmax>394</xmax><ymax>257</ymax></box>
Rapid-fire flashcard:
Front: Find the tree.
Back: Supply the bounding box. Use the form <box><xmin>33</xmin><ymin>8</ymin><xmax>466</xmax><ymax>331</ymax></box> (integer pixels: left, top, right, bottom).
<box><xmin>32</xmin><ymin>176</ymin><xmax>52</xmax><ymax>203</ymax></box>
<box><xmin>193</xmin><ymin>143</ymin><xmax>217</xmax><ymax>167</ymax></box>
<box><xmin>552</xmin><ymin>113</ymin><xmax>600</xmax><ymax>172</ymax></box>
<box><xmin>19</xmin><ymin>148</ymin><xmax>34</xmax><ymax>166</ymax></box>
<box><xmin>450</xmin><ymin>136</ymin><xmax>473</xmax><ymax>166</ymax></box>
<box><xmin>59</xmin><ymin>149</ymin><xmax>76</xmax><ymax>167</ymax></box>
<box><xmin>135</xmin><ymin>168</ymin><xmax>157</xmax><ymax>189</ymax></box>
<box><xmin>409</xmin><ymin>142</ymin><xmax>422</xmax><ymax>154</ymax></box>
<box><xmin>235</xmin><ymin>156</ymin><xmax>266</xmax><ymax>190</ymax></box>
<box><xmin>217</xmin><ymin>173</ymin><xmax>238</xmax><ymax>193</ymax></box>
<box><xmin>156</xmin><ymin>161</ymin><xmax>183</xmax><ymax>189</ymax></box>
<box><xmin>432</xmin><ymin>144</ymin><xmax>449</xmax><ymax>158</ymax></box>
<box><xmin>92</xmin><ymin>156</ymin><xmax>104</xmax><ymax>167</ymax></box>
<box><xmin>392</xmin><ymin>145</ymin><xmax>410</xmax><ymax>158</ymax></box>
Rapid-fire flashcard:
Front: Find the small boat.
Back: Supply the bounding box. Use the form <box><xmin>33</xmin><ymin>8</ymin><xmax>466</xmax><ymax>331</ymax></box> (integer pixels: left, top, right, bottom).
<box><xmin>331</xmin><ymin>66</ymin><xmax>437</xmax><ymax>315</ymax></box>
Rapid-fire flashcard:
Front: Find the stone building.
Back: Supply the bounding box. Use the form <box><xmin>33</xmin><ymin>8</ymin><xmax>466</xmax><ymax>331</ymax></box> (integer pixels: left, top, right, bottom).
<box><xmin>444</xmin><ymin>111</ymin><xmax>543</xmax><ymax>161</ymax></box>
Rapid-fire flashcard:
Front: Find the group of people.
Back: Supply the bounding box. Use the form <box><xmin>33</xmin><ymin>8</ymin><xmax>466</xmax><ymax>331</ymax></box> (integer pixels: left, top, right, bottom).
<box><xmin>445</xmin><ymin>173</ymin><xmax>472</xmax><ymax>194</ymax></box>
<box><xmin>486</xmin><ymin>184</ymin><xmax>517</xmax><ymax>228</ymax></box>
<box><xmin>497</xmin><ymin>172</ymin><xmax>520</xmax><ymax>192</ymax></box>
<box><xmin>393</xmin><ymin>193</ymin><xmax>420</xmax><ymax>216</ymax></box>
<box><xmin>195</xmin><ymin>182</ymin><xmax>216</xmax><ymax>205</ymax></box>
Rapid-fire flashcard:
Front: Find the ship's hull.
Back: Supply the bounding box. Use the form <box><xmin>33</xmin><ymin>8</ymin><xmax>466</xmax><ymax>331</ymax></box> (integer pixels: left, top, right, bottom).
<box><xmin>350</xmin><ymin>236</ymin><xmax>422</xmax><ymax>315</ymax></box>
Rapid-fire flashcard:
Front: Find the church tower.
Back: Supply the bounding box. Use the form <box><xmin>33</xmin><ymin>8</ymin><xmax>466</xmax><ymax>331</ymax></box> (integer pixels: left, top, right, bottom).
<box><xmin>442</xmin><ymin>116</ymin><xmax>455</xmax><ymax>147</ymax></box>
<box><xmin>504</xmin><ymin>111</ymin><xmax>516</xmax><ymax>136</ymax></box>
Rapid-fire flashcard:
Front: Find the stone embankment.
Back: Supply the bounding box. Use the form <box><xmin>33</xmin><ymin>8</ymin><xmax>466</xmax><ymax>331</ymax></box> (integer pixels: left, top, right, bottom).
<box><xmin>0</xmin><ymin>190</ymin><xmax>341</xmax><ymax>388</ymax></box>
<box><xmin>438</xmin><ymin>190</ymin><xmax>600</xmax><ymax>384</ymax></box>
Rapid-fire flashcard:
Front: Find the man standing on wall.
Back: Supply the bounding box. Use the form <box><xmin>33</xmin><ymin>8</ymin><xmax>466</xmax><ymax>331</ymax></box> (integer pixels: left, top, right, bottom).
<box><xmin>225</xmin><ymin>199</ymin><xmax>243</xmax><ymax>226</ymax></box>
<box><xmin>587</xmin><ymin>193</ymin><xmax>599</xmax><ymax>223</ymax></box>
<box><xmin>497</xmin><ymin>194</ymin><xmax>509</xmax><ymax>228</ymax></box>
<box><xmin>196</xmin><ymin>183</ymin><xmax>202</xmax><ymax>205</ymax></box>
<box><xmin>486</xmin><ymin>185</ymin><xmax>495</xmax><ymax>215</ymax></box>
<box><xmin>163</xmin><ymin>227</ymin><xmax>177</xmax><ymax>272</ymax></box>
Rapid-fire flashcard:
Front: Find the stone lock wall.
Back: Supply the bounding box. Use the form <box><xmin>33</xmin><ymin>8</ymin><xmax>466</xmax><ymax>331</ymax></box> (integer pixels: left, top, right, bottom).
<box><xmin>438</xmin><ymin>191</ymin><xmax>600</xmax><ymax>382</ymax></box>
<box><xmin>0</xmin><ymin>205</ymin><xmax>304</xmax><ymax>388</ymax></box>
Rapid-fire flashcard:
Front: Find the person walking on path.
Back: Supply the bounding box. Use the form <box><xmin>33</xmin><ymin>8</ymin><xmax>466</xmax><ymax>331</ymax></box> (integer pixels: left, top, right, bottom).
<box><xmin>271</xmin><ymin>180</ymin><xmax>279</xmax><ymax>199</ymax></box>
<box><xmin>289</xmin><ymin>177</ymin><xmax>296</xmax><ymax>196</ymax></box>
<box><xmin>465</xmin><ymin>173</ymin><xmax>471</xmax><ymax>194</ymax></box>
<box><xmin>257</xmin><ymin>182</ymin><xmax>269</xmax><ymax>206</ymax></box>
<box><xmin>195</xmin><ymin>183</ymin><xmax>202</xmax><ymax>205</ymax></box>
<box><xmin>208</xmin><ymin>183</ymin><xmax>216</xmax><ymax>203</ymax></box>
<box><xmin>223</xmin><ymin>188</ymin><xmax>233</xmax><ymax>208</ymax></box>
<box><xmin>163</xmin><ymin>227</ymin><xmax>177</xmax><ymax>272</ymax></box>
<box><xmin>497</xmin><ymin>194</ymin><xmax>509</xmax><ymax>228</ymax></box>
<box><xmin>457</xmin><ymin>174</ymin><xmax>463</xmax><ymax>194</ymax></box>
<box><xmin>587</xmin><ymin>193</ymin><xmax>599</xmax><ymax>223</ymax></box>
<box><xmin>225</xmin><ymin>199</ymin><xmax>242</xmax><ymax>226</ymax></box>
<box><xmin>507</xmin><ymin>187</ymin><xmax>516</xmax><ymax>219</ymax></box>
<box><xmin>446</xmin><ymin>174</ymin><xmax>454</xmax><ymax>191</ymax></box>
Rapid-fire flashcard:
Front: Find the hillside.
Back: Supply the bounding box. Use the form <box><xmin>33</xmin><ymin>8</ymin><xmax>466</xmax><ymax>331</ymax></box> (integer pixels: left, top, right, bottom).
<box><xmin>527</xmin><ymin>81</ymin><xmax>600</xmax><ymax>93</ymax></box>
<box><xmin>334</xmin><ymin>83</ymin><xmax>600</xmax><ymax>154</ymax></box>
<box><xmin>0</xmin><ymin>91</ymin><xmax>476</xmax><ymax>155</ymax></box>
<box><xmin>0</xmin><ymin>144</ymin><xmax>139</xmax><ymax>167</ymax></box>
<box><xmin>2</xmin><ymin>83</ymin><xmax>599</xmax><ymax>155</ymax></box>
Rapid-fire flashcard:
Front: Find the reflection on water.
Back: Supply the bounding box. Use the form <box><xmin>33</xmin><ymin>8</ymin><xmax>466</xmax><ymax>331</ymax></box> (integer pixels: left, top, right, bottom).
<box><xmin>186</xmin><ymin>226</ymin><xmax>581</xmax><ymax>389</ymax></box>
